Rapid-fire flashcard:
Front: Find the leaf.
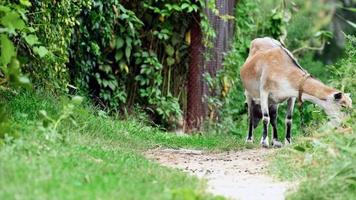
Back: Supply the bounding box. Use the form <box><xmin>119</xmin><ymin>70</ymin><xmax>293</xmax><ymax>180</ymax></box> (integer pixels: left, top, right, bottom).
<box><xmin>23</xmin><ymin>34</ymin><xmax>40</xmax><ymax>46</ymax></box>
<box><xmin>341</xmin><ymin>7</ymin><xmax>356</xmax><ymax>12</ymax></box>
<box><xmin>0</xmin><ymin>6</ymin><xmax>11</xmax><ymax>13</ymax></box>
<box><xmin>294</xmin><ymin>145</ymin><xmax>306</xmax><ymax>152</ymax></box>
<box><xmin>181</xmin><ymin>3</ymin><xmax>190</xmax><ymax>10</ymax></box>
<box><xmin>1</xmin><ymin>11</ymin><xmax>26</xmax><ymax>30</ymax></box>
<box><xmin>115</xmin><ymin>51</ymin><xmax>124</xmax><ymax>61</ymax></box>
<box><xmin>72</xmin><ymin>96</ymin><xmax>83</xmax><ymax>105</ymax></box>
<box><xmin>123</xmin><ymin>64</ymin><xmax>129</xmax><ymax>73</ymax></box>
<box><xmin>18</xmin><ymin>76</ymin><xmax>30</xmax><ymax>85</ymax></box>
<box><xmin>166</xmin><ymin>57</ymin><xmax>175</xmax><ymax>66</ymax></box>
<box><xmin>0</xmin><ymin>34</ymin><xmax>15</xmax><ymax>66</ymax></box>
<box><xmin>119</xmin><ymin>62</ymin><xmax>129</xmax><ymax>74</ymax></box>
<box><xmin>125</xmin><ymin>37</ymin><xmax>132</xmax><ymax>47</ymax></box>
<box><xmin>346</xmin><ymin>20</ymin><xmax>356</xmax><ymax>29</ymax></box>
<box><xmin>33</xmin><ymin>46</ymin><xmax>48</xmax><ymax>58</ymax></box>
<box><xmin>19</xmin><ymin>0</ymin><xmax>32</xmax><ymax>7</ymax></box>
<box><xmin>185</xmin><ymin>31</ymin><xmax>191</xmax><ymax>45</ymax></box>
<box><xmin>125</xmin><ymin>46</ymin><xmax>131</xmax><ymax>62</ymax></box>
<box><xmin>165</xmin><ymin>44</ymin><xmax>174</xmax><ymax>56</ymax></box>
<box><xmin>116</xmin><ymin>37</ymin><xmax>124</xmax><ymax>49</ymax></box>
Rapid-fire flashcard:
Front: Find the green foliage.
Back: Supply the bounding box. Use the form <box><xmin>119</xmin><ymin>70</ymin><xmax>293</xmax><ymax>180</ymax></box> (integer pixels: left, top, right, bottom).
<box><xmin>284</xmin><ymin>0</ymin><xmax>333</xmax><ymax>53</ymax></box>
<box><xmin>0</xmin><ymin>1</ymin><xmax>34</xmax><ymax>138</ymax></box>
<box><xmin>266</xmin><ymin>6</ymin><xmax>290</xmax><ymax>39</ymax></box>
<box><xmin>20</xmin><ymin>0</ymin><xmax>91</xmax><ymax>90</ymax></box>
<box><xmin>69</xmin><ymin>0</ymin><xmax>204</xmax><ymax>124</ymax></box>
<box><xmin>328</xmin><ymin>35</ymin><xmax>356</xmax><ymax>94</ymax></box>
<box><xmin>37</xmin><ymin>96</ymin><xmax>83</xmax><ymax>143</ymax></box>
<box><xmin>0</xmin><ymin>2</ymin><xmax>34</xmax><ymax>88</ymax></box>
<box><xmin>135</xmin><ymin>51</ymin><xmax>163</xmax><ymax>103</ymax></box>
<box><xmin>70</xmin><ymin>1</ymin><xmax>143</xmax><ymax>108</ymax></box>
<box><xmin>3</xmin><ymin>0</ymin><xmax>217</xmax><ymax>128</ymax></box>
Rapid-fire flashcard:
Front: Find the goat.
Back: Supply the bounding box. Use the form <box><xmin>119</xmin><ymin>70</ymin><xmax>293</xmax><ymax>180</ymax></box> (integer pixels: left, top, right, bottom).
<box><xmin>240</xmin><ymin>37</ymin><xmax>352</xmax><ymax>148</ymax></box>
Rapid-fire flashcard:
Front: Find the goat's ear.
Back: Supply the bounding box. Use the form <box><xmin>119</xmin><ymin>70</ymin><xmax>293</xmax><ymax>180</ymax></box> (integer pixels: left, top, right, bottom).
<box><xmin>334</xmin><ymin>92</ymin><xmax>342</xmax><ymax>101</ymax></box>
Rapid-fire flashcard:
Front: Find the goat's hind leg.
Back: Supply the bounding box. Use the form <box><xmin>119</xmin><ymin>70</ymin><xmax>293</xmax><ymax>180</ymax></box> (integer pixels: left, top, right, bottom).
<box><xmin>260</xmin><ymin>91</ymin><xmax>270</xmax><ymax>148</ymax></box>
<box><xmin>246</xmin><ymin>100</ymin><xmax>262</xmax><ymax>143</ymax></box>
<box><xmin>269</xmin><ymin>104</ymin><xmax>282</xmax><ymax>148</ymax></box>
<box><xmin>285</xmin><ymin>97</ymin><xmax>296</xmax><ymax>145</ymax></box>
<box><xmin>246</xmin><ymin>96</ymin><xmax>255</xmax><ymax>143</ymax></box>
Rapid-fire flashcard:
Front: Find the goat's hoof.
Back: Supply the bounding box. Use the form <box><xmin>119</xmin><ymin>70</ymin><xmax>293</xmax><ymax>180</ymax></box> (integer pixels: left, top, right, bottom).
<box><xmin>284</xmin><ymin>138</ymin><xmax>292</xmax><ymax>145</ymax></box>
<box><xmin>261</xmin><ymin>139</ymin><xmax>269</xmax><ymax>148</ymax></box>
<box><xmin>272</xmin><ymin>140</ymin><xmax>282</xmax><ymax>148</ymax></box>
<box><xmin>246</xmin><ymin>137</ymin><xmax>254</xmax><ymax>143</ymax></box>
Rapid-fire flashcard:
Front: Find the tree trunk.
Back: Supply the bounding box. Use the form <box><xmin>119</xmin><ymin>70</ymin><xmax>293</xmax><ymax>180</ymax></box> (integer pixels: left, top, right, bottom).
<box><xmin>186</xmin><ymin>0</ymin><xmax>237</xmax><ymax>132</ymax></box>
<box><xmin>186</xmin><ymin>12</ymin><xmax>204</xmax><ymax>132</ymax></box>
<box><xmin>203</xmin><ymin>0</ymin><xmax>237</xmax><ymax>121</ymax></box>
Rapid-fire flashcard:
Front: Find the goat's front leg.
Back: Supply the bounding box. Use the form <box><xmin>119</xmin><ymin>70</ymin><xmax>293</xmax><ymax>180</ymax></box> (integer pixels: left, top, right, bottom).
<box><xmin>260</xmin><ymin>90</ymin><xmax>270</xmax><ymax>148</ymax></box>
<box><xmin>285</xmin><ymin>97</ymin><xmax>296</xmax><ymax>145</ymax></box>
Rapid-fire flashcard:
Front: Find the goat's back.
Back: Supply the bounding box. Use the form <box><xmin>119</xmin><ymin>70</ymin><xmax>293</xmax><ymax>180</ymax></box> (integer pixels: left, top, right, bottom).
<box><xmin>248</xmin><ymin>37</ymin><xmax>281</xmax><ymax>58</ymax></box>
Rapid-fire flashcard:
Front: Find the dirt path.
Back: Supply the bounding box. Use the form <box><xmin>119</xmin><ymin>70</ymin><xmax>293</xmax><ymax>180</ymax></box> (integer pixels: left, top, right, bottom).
<box><xmin>145</xmin><ymin>148</ymin><xmax>293</xmax><ymax>200</ymax></box>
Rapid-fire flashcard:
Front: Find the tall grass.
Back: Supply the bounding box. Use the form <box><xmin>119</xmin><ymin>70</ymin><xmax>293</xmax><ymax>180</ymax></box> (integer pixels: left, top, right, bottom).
<box><xmin>0</xmin><ymin>89</ymin><xmax>240</xmax><ymax>199</ymax></box>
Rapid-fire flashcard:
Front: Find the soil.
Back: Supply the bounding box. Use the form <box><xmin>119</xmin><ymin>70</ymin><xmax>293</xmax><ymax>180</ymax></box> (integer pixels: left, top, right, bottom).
<box><xmin>145</xmin><ymin>148</ymin><xmax>294</xmax><ymax>200</ymax></box>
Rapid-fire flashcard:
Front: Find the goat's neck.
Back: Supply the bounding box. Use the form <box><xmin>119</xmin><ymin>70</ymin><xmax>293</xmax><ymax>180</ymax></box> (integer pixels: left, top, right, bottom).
<box><xmin>301</xmin><ymin>77</ymin><xmax>342</xmax><ymax>126</ymax></box>
<box><xmin>301</xmin><ymin>77</ymin><xmax>336</xmax><ymax>103</ymax></box>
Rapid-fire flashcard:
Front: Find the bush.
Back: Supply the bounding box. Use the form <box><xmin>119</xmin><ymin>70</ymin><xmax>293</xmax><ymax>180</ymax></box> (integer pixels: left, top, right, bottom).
<box><xmin>19</xmin><ymin>0</ymin><xmax>92</xmax><ymax>90</ymax></box>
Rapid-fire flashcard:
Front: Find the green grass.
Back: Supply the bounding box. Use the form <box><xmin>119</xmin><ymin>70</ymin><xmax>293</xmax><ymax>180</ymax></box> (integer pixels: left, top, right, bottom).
<box><xmin>0</xmin><ymin>90</ymin><xmax>242</xmax><ymax>200</ymax></box>
<box><xmin>269</xmin><ymin>117</ymin><xmax>356</xmax><ymax>200</ymax></box>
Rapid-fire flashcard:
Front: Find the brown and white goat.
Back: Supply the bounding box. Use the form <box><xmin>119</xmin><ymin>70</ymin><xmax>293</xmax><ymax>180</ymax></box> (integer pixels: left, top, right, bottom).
<box><xmin>240</xmin><ymin>37</ymin><xmax>352</xmax><ymax>148</ymax></box>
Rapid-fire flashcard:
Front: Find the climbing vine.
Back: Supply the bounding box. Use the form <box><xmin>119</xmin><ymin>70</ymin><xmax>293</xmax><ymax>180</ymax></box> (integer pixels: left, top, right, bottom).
<box><xmin>68</xmin><ymin>0</ymin><xmax>217</xmax><ymax>125</ymax></box>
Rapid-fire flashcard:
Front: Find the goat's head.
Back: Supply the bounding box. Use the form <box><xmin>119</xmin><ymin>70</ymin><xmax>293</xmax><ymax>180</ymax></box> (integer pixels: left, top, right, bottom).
<box><xmin>324</xmin><ymin>92</ymin><xmax>352</xmax><ymax>126</ymax></box>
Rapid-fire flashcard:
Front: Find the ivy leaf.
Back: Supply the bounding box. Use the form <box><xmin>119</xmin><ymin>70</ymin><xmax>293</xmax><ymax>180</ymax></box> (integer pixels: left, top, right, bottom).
<box><xmin>33</xmin><ymin>46</ymin><xmax>49</xmax><ymax>58</ymax></box>
<box><xmin>18</xmin><ymin>76</ymin><xmax>30</xmax><ymax>85</ymax></box>
<box><xmin>23</xmin><ymin>34</ymin><xmax>40</xmax><ymax>46</ymax></box>
<box><xmin>165</xmin><ymin>44</ymin><xmax>174</xmax><ymax>56</ymax></box>
<box><xmin>108</xmin><ymin>81</ymin><xmax>116</xmax><ymax>90</ymax></box>
<box><xmin>19</xmin><ymin>0</ymin><xmax>32</xmax><ymax>7</ymax></box>
<box><xmin>166</xmin><ymin>57</ymin><xmax>175</xmax><ymax>66</ymax></box>
<box><xmin>0</xmin><ymin>6</ymin><xmax>11</xmax><ymax>13</ymax></box>
<box><xmin>0</xmin><ymin>34</ymin><xmax>15</xmax><ymax>66</ymax></box>
<box><xmin>1</xmin><ymin>11</ymin><xmax>26</xmax><ymax>30</ymax></box>
<box><xmin>120</xmin><ymin>63</ymin><xmax>129</xmax><ymax>74</ymax></box>
<box><xmin>116</xmin><ymin>37</ymin><xmax>124</xmax><ymax>49</ymax></box>
<box><xmin>115</xmin><ymin>51</ymin><xmax>124</xmax><ymax>61</ymax></box>
<box><xmin>181</xmin><ymin>3</ymin><xmax>190</xmax><ymax>10</ymax></box>
<box><xmin>125</xmin><ymin>46</ymin><xmax>131</xmax><ymax>62</ymax></box>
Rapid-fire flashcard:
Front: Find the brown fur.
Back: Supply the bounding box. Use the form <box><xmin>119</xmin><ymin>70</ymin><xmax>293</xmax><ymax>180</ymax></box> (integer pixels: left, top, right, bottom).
<box><xmin>241</xmin><ymin>47</ymin><xmax>338</xmax><ymax>102</ymax></box>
